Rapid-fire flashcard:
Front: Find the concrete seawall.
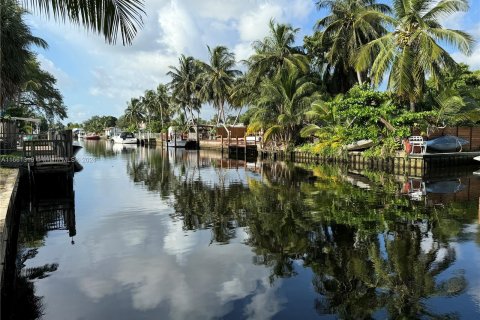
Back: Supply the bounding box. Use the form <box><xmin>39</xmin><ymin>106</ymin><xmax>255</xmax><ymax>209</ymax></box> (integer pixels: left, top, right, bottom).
<box><xmin>0</xmin><ymin>168</ymin><xmax>20</xmax><ymax>311</ymax></box>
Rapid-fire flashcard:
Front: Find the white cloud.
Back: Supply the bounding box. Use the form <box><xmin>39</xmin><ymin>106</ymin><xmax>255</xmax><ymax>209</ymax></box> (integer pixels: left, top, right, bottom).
<box><xmin>237</xmin><ymin>3</ymin><xmax>283</xmax><ymax>42</ymax></box>
<box><xmin>30</xmin><ymin>0</ymin><xmax>317</xmax><ymax>122</ymax></box>
<box><xmin>452</xmin><ymin>48</ymin><xmax>480</xmax><ymax>69</ymax></box>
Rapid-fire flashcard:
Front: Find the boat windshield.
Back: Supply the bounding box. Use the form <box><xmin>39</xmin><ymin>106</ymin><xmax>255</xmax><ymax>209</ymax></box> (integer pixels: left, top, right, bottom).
<box><xmin>120</xmin><ymin>133</ymin><xmax>134</xmax><ymax>139</ymax></box>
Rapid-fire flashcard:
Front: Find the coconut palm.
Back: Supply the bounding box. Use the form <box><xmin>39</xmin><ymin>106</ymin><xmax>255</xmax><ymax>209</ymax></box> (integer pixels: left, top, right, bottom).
<box><xmin>247</xmin><ymin>19</ymin><xmax>309</xmax><ymax>81</ymax></box>
<box><xmin>250</xmin><ymin>66</ymin><xmax>320</xmax><ymax>150</ymax></box>
<box><xmin>314</xmin><ymin>0</ymin><xmax>391</xmax><ymax>86</ymax></box>
<box><xmin>22</xmin><ymin>0</ymin><xmax>145</xmax><ymax>45</ymax></box>
<box><xmin>167</xmin><ymin>55</ymin><xmax>202</xmax><ymax>124</ymax></box>
<box><xmin>356</xmin><ymin>0</ymin><xmax>474</xmax><ymax>111</ymax></box>
<box><xmin>0</xmin><ymin>0</ymin><xmax>47</xmax><ymax>110</ymax></box>
<box><xmin>124</xmin><ymin>97</ymin><xmax>144</xmax><ymax>129</ymax></box>
<box><xmin>154</xmin><ymin>84</ymin><xmax>172</xmax><ymax>130</ymax></box>
<box><xmin>196</xmin><ymin>46</ymin><xmax>242</xmax><ymax>125</ymax></box>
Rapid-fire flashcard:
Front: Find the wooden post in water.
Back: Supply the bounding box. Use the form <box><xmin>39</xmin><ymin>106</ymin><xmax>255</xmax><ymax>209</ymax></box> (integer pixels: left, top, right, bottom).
<box><xmin>174</xmin><ymin>132</ymin><xmax>177</xmax><ymax>148</ymax></box>
<box><xmin>221</xmin><ymin>136</ymin><xmax>224</xmax><ymax>153</ymax></box>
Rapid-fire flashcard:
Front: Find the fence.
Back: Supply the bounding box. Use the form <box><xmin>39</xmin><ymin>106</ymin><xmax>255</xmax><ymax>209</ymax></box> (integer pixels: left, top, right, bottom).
<box><xmin>23</xmin><ymin>131</ymin><xmax>73</xmax><ymax>165</ymax></box>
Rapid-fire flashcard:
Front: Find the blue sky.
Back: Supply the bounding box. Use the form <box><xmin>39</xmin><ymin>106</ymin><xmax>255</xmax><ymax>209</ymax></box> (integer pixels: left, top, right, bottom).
<box><xmin>27</xmin><ymin>0</ymin><xmax>480</xmax><ymax>124</ymax></box>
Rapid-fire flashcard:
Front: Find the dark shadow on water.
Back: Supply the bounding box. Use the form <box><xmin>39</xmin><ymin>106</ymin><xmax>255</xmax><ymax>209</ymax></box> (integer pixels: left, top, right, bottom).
<box><xmin>4</xmin><ymin>172</ymin><xmax>76</xmax><ymax>320</ymax></box>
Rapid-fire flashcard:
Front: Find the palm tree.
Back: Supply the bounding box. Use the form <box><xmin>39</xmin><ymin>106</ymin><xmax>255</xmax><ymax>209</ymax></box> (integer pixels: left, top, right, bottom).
<box><xmin>124</xmin><ymin>97</ymin><xmax>144</xmax><ymax>129</ymax></box>
<box><xmin>1</xmin><ymin>0</ymin><xmax>47</xmax><ymax>110</ymax></box>
<box><xmin>167</xmin><ymin>55</ymin><xmax>202</xmax><ymax>124</ymax></box>
<box><xmin>247</xmin><ymin>19</ymin><xmax>309</xmax><ymax>81</ymax></box>
<box><xmin>356</xmin><ymin>0</ymin><xmax>474</xmax><ymax>111</ymax></box>
<box><xmin>250</xmin><ymin>66</ymin><xmax>319</xmax><ymax>150</ymax></box>
<box><xmin>314</xmin><ymin>0</ymin><xmax>391</xmax><ymax>86</ymax></box>
<box><xmin>155</xmin><ymin>84</ymin><xmax>171</xmax><ymax>130</ymax></box>
<box><xmin>22</xmin><ymin>0</ymin><xmax>145</xmax><ymax>45</ymax></box>
<box><xmin>196</xmin><ymin>46</ymin><xmax>241</xmax><ymax>125</ymax></box>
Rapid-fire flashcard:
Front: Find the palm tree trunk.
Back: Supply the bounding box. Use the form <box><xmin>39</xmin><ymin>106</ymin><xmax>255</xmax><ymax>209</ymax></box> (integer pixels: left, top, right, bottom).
<box><xmin>160</xmin><ymin>106</ymin><xmax>164</xmax><ymax>130</ymax></box>
<box><xmin>410</xmin><ymin>101</ymin><xmax>416</xmax><ymax>112</ymax></box>
<box><xmin>232</xmin><ymin>107</ymin><xmax>243</xmax><ymax>125</ymax></box>
<box><xmin>356</xmin><ymin>71</ymin><xmax>363</xmax><ymax>85</ymax></box>
<box><xmin>189</xmin><ymin>106</ymin><xmax>195</xmax><ymax>124</ymax></box>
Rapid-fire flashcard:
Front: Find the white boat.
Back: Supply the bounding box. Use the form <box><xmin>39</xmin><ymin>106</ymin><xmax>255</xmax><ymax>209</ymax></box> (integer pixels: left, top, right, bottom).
<box><xmin>346</xmin><ymin>139</ymin><xmax>374</xmax><ymax>151</ymax></box>
<box><xmin>167</xmin><ymin>139</ymin><xmax>187</xmax><ymax>148</ymax></box>
<box><xmin>474</xmin><ymin>156</ymin><xmax>480</xmax><ymax>162</ymax></box>
<box><xmin>167</xmin><ymin>126</ymin><xmax>188</xmax><ymax>148</ymax></box>
<box><xmin>112</xmin><ymin>132</ymin><xmax>138</xmax><ymax>144</ymax></box>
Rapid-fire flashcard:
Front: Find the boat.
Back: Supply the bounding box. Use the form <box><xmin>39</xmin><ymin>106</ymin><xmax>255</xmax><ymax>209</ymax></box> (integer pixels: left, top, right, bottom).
<box><xmin>426</xmin><ymin>135</ymin><xmax>469</xmax><ymax>152</ymax></box>
<box><xmin>167</xmin><ymin>126</ymin><xmax>188</xmax><ymax>148</ymax></box>
<box><xmin>167</xmin><ymin>139</ymin><xmax>187</xmax><ymax>148</ymax></box>
<box><xmin>346</xmin><ymin>139</ymin><xmax>374</xmax><ymax>151</ymax></box>
<box><xmin>85</xmin><ymin>134</ymin><xmax>100</xmax><ymax>140</ymax></box>
<box><xmin>112</xmin><ymin>132</ymin><xmax>138</xmax><ymax>144</ymax></box>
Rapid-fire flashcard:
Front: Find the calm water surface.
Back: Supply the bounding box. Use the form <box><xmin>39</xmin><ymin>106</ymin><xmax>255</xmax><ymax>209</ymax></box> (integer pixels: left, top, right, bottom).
<box><xmin>12</xmin><ymin>141</ymin><xmax>480</xmax><ymax>319</ymax></box>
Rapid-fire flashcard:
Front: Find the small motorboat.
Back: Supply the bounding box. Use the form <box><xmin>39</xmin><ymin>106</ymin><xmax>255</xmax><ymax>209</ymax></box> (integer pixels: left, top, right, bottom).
<box><xmin>426</xmin><ymin>135</ymin><xmax>469</xmax><ymax>152</ymax></box>
<box><xmin>112</xmin><ymin>132</ymin><xmax>138</xmax><ymax>144</ymax></box>
<box><xmin>346</xmin><ymin>139</ymin><xmax>374</xmax><ymax>151</ymax></box>
<box><xmin>167</xmin><ymin>139</ymin><xmax>187</xmax><ymax>148</ymax></box>
<box><xmin>85</xmin><ymin>134</ymin><xmax>100</xmax><ymax>140</ymax></box>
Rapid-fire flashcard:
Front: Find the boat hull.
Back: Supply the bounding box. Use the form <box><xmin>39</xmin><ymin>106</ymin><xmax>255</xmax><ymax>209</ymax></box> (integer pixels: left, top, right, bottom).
<box><xmin>346</xmin><ymin>139</ymin><xmax>374</xmax><ymax>151</ymax></box>
<box><xmin>426</xmin><ymin>135</ymin><xmax>469</xmax><ymax>152</ymax></box>
<box><xmin>167</xmin><ymin>140</ymin><xmax>187</xmax><ymax>148</ymax></box>
<box><xmin>112</xmin><ymin>137</ymin><xmax>138</xmax><ymax>144</ymax></box>
<box><xmin>85</xmin><ymin>135</ymin><xmax>100</xmax><ymax>140</ymax></box>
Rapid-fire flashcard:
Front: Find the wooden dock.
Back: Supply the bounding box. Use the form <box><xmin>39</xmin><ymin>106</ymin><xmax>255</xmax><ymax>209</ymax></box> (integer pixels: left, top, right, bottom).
<box><xmin>22</xmin><ymin>130</ymin><xmax>75</xmax><ymax>173</ymax></box>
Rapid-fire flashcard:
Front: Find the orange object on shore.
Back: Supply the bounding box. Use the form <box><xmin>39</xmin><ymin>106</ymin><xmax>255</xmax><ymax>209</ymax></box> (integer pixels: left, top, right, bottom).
<box><xmin>403</xmin><ymin>138</ymin><xmax>412</xmax><ymax>153</ymax></box>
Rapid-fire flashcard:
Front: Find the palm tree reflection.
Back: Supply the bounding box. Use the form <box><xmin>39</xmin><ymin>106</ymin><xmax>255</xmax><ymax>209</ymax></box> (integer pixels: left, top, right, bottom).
<box><xmin>127</xmin><ymin>149</ymin><xmax>475</xmax><ymax>318</ymax></box>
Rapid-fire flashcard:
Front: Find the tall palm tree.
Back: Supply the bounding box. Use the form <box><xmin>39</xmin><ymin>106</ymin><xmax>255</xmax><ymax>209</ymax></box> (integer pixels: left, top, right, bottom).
<box><xmin>247</xmin><ymin>19</ymin><xmax>309</xmax><ymax>81</ymax></box>
<box><xmin>356</xmin><ymin>0</ymin><xmax>474</xmax><ymax>111</ymax></box>
<box><xmin>22</xmin><ymin>0</ymin><xmax>145</xmax><ymax>45</ymax></box>
<box><xmin>314</xmin><ymin>0</ymin><xmax>391</xmax><ymax>86</ymax></box>
<box><xmin>196</xmin><ymin>46</ymin><xmax>241</xmax><ymax>125</ymax></box>
<box><xmin>167</xmin><ymin>55</ymin><xmax>202</xmax><ymax>124</ymax></box>
<box><xmin>141</xmin><ymin>89</ymin><xmax>157</xmax><ymax>130</ymax></box>
<box><xmin>1</xmin><ymin>0</ymin><xmax>47</xmax><ymax>110</ymax></box>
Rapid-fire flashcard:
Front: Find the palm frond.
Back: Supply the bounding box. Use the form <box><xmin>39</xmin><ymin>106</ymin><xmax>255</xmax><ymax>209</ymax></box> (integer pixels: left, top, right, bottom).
<box><xmin>24</xmin><ymin>0</ymin><xmax>145</xmax><ymax>45</ymax></box>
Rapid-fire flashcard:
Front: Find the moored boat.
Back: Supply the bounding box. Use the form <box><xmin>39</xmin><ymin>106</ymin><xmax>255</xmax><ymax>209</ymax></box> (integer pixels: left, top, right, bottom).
<box><xmin>426</xmin><ymin>135</ymin><xmax>469</xmax><ymax>152</ymax></box>
<box><xmin>112</xmin><ymin>132</ymin><xmax>138</xmax><ymax>144</ymax></box>
<box><xmin>167</xmin><ymin>139</ymin><xmax>187</xmax><ymax>148</ymax></box>
<box><xmin>85</xmin><ymin>134</ymin><xmax>101</xmax><ymax>140</ymax></box>
<box><xmin>346</xmin><ymin>139</ymin><xmax>374</xmax><ymax>151</ymax></box>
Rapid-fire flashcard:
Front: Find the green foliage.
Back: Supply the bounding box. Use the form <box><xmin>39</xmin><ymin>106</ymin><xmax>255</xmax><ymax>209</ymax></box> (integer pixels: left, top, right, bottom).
<box><xmin>356</xmin><ymin>0</ymin><xmax>474</xmax><ymax>110</ymax></box>
<box><xmin>83</xmin><ymin>115</ymin><xmax>117</xmax><ymax>133</ymax></box>
<box><xmin>301</xmin><ymin>85</ymin><xmax>436</xmax><ymax>157</ymax></box>
<box><xmin>424</xmin><ymin>63</ymin><xmax>480</xmax><ymax>125</ymax></box>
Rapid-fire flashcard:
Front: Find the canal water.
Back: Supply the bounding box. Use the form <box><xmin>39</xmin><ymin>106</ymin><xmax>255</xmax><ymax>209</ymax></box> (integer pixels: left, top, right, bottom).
<box><xmin>9</xmin><ymin>141</ymin><xmax>480</xmax><ymax>319</ymax></box>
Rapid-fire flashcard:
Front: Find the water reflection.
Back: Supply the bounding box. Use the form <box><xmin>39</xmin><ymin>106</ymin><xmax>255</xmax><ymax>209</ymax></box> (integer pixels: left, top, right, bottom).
<box><xmin>12</xmin><ymin>147</ymin><xmax>480</xmax><ymax>319</ymax></box>
<box><xmin>9</xmin><ymin>174</ymin><xmax>76</xmax><ymax>320</ymax></box>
